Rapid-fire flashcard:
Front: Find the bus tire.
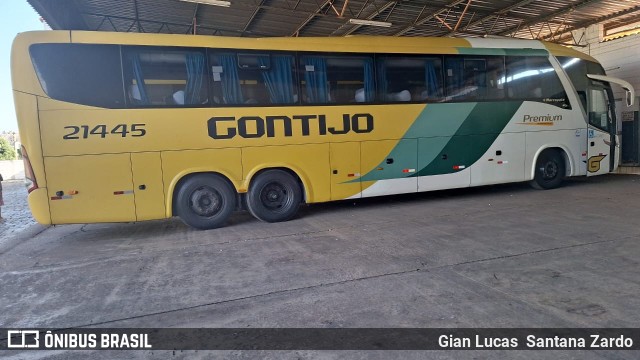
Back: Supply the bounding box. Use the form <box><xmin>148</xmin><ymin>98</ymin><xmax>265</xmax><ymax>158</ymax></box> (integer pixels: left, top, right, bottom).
<box><xmin>247</xmin><ymin>169</ymin><xmax>302</xmax><ymax>223</ymax></box>
<box><xmin>175</xmin><ymin>174</ymin><xmax>236</xmax><ymax>230</ymax></box>
<box><xmin>531</xmin><ymin>149</ymin><xmax>565</xmax><ymax>190</ymax></box>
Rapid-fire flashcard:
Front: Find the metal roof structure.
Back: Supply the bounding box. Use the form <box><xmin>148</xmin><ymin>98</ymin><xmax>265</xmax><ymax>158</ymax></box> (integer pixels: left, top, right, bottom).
<box><xmin>27</xmin><ymin>0</ymin><xmax>640</xmax><ymax>45</ymax></box>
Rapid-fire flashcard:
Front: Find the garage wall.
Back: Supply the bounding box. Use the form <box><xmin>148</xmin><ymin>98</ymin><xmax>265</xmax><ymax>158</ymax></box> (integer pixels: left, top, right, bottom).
<box><xmin>571</xmin><ymin>25</ymin><xmax>640</xmax><ymax>164</ymax></box>
<box><xmin>572</xmin><ymin>25</ymin><xmax>640</xmax><ymax>104</ymax></box>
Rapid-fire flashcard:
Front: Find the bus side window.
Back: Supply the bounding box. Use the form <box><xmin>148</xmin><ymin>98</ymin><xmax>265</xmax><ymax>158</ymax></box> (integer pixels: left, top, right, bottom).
<box><xmin>210</xmin><ymin>52</ymin><xmax>297</xmax><ymax>106</ymax></box>
<box><xmin>377</xmin><ymin>56</ymin><xmax>444</xmax><ymax>103</ymax></box>
<box><xmin>29</xmin><ymin>44</ymin><xmax>125</xmax><ymax>108</ymax></box>
<box><xmin>299</xmin><ymin>55</ymin><xmax>374</xmax><ymax>104</ymax></box>
<box><xmin>443</xmin><ymin>55</ymin><xmax>505</xmax><ymax>102</ymax></box>
<box><xmin>504</xmin><ymin>56</ymin><xmax>570</xmax><ymax>109</ymax></box>
<box><xmin>484</xmin><ymin>57</ymin><xmax>506</xmax><ymax>100</ymax></box>
<box><xmin>123</xmin><ymin>47</ymin><xmax>209</xmax><ymax>107</ymax></box>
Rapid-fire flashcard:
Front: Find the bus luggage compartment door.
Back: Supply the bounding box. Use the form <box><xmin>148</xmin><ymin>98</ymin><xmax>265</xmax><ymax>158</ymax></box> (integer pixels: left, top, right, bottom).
<box><xmin>330</xmin><ymin>142</ymin><xmax>361</xmax><ymax>200</ymax></box>
<box><xmin>470</xmin><ymin>133</ymin><xmax>525</xmax><ymax>186</ymax></box>
<box><xmin>45</xmin><ymin>154</ymin><xmax>136</xmax><ymax>224</ymax></box>
<box><xmin>417</xmin><ymin>136</ymin><xmax>471</xmax><ymax>192</ymax></box>
<box><xmin>360</xmin><ymin>139</ymin><xmax>418</xmax><ymax>197</ymax></box>
<box><xmin>131</xmin><ymin>152</ymin><xmax>166</xmax><ymax>221</ymax></box>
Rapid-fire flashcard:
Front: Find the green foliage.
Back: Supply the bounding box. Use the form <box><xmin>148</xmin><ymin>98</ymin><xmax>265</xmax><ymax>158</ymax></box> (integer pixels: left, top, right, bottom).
<box><xmin>0</xmin><ymin>138</ymin><xmax>17</xmax><ymax>160</ymax></box>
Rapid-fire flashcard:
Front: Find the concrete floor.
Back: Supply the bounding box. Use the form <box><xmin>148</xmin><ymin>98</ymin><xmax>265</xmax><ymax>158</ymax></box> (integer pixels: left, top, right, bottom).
<box><xmin>1</xmin><ymin>174</ymin><xmax>640</xmax><ymax>359</ymax></box>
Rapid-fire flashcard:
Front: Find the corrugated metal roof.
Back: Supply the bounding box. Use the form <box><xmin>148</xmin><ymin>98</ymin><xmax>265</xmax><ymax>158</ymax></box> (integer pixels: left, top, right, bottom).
<box><xmin>26</xmin><ymin>0</ymin><xmax>640</xmax><ymax>43</ymax></box>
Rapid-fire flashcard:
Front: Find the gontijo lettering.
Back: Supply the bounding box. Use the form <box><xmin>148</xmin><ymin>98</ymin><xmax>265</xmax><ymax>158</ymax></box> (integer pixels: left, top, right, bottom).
<box><xmin>208</xmin><ymin>113</ymin><xmax>374</xmax><ymax>139</ymax></box>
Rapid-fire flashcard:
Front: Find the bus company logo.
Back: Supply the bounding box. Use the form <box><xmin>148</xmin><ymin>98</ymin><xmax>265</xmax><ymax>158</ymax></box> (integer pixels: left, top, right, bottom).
<box><xmin>519</xmin><ymin>114</ymin><xmax>563</xmax><ymax>126</ymax></box>
<box><xmin>6</xmin><ymin>330</ymin><xmax>40</xmax><ymax>348</ymax></box>
<box><xmin>543</xmin><ymin>98</ymin><xmax>566</xmax><ymax>104</ymax></box>
<box><xmin>207</xmin><ymin>113</ymin><xmax>374</xmax><ymax>139</ymax></box>
<box><xmin>588</xmin><ymin>155</ymin><xmax>607</xmax><ymax>173</ymax></box>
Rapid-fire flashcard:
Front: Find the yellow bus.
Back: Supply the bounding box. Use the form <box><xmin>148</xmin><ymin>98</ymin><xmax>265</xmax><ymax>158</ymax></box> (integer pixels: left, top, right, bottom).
<box><xmin>11</xmin><ymin>31</ymin><xmax>634</xmax><ymax>229</ymax></box>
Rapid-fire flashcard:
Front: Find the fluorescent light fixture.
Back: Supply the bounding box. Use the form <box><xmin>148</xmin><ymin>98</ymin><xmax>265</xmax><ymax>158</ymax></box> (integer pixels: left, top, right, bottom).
<box><xmin>179</xmin><ymin>0</ymin><xmax>231</xmax><ymax>7</ymax></box>
<box><xmin>349</xmin><ymin>19</ymin><xmax>392</xmax><ymax>28</ymax></box>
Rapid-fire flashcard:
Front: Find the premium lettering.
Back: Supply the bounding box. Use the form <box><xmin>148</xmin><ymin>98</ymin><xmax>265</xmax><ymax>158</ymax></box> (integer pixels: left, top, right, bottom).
<box><xmin>522</xmin><ymin>114</ymin><xmax>562</xmax><ymax>123</ymax></box>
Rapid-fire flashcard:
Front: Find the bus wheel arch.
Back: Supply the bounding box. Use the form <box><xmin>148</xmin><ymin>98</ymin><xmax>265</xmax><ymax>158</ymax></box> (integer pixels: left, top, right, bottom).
<box><xmin>245</xmin><ymin>167</ymin><xmax>305</xmax><ymax>223</ymax></box>
<box><xmin>172</xmin><ymin>172</ymin><xmax>237</xmax><ymax>229</ymax></box>
<box><xmin>530</xmin><ymin>147</ymin><xmax>569</xmax><ymax>190</ymax></box>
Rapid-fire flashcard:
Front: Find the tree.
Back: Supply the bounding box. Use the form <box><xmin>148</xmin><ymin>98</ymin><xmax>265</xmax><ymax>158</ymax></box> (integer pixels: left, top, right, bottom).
<box><xmin>0</xmin><ymin>138</ymin><xmax>17</xmax><ymax>160</ymax></box>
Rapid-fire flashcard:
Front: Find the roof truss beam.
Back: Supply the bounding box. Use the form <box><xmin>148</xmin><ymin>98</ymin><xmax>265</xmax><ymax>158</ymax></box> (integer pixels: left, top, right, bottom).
<box><xmin>290</xmin><ymin>0</ymin><xmax>332</xmax><ymax>36</ymax></box>
<box><xmin>393</xmin><ymin>0</ymin><xmax>467</xmax><ymax>36</ymax></box>
<box><xmin>340</xmin><ymin>1</ymin><xmax>397</xmax><ymax>36</ymax></box>
<box><xmin>188</xmin><ymin>3</ymin><xmax>200</xmax><ymax>35</ymax></box>
<box><xmin>28</xmin><ymin>0</ymin><xmax>87</xmax><ymax>30</ymax></box>
<box><xmin>497</xmin><ymin>0</ymin><xmax>601</xmax><ymax>37</ymax></box>
<box><xmin>447</xmin><ymin>0</ymin><xmax>535</xmax><ymax>35</ymax></box>
<box><xmin>241</xmin><ymin>0</ymin><xmax>266</xmax><ymax>35</ymax></box>
<box><xmin>83</xmin><ymin>12</ymin><xmax>259</xmax><ymax>36</ymax></box>
<box><xmin>547</xmin><ymin>5</ymin><xmax>640</xmax><ymax>42</ymax></box>
<box><xmin>28</xmin><ymin>0</ymin><xmax>640</xmax><ymax>43</ymax></box>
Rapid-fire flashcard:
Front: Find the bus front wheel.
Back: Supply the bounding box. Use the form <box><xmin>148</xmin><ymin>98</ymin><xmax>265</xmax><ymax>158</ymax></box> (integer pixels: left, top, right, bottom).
<box><xmin>175</xmin><ymin>174</ymin><xmax>236</xmax><ymax>229</ymax></box>
<box><xmin>531</xmin><ymin>149</ymin><xmax>565</xmax><ymax>190</ymax></box>
<box><xmin>247</xmin><ymin>169</ymin><xmax>302</xmax><ymax>223</ymax></box>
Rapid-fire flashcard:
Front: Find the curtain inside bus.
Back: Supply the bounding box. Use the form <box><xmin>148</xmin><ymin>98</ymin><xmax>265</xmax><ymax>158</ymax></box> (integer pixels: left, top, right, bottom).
<box><xmin>132</xmin><ymin>54</ymin><xmax>149</xmax><ymax>104</ymax></box>
<box><xmin>377</xmin><ymin>60</ymin><xmax>388</xmax><ymax>100</ymax></box>
<box><xmin>425</xmin><ymin>60</ymin><xmax>441</xmax><ymax>98</ymax></box>
<box><xmin>447</xmin><ymin>58</ymin><xmax>464</xmax><ymax>95</ymax></box>
<box><xmin>260</xmin><ymin>55</ymin><xmax>295</xmax><ymax>104</ymax></box>
<box><xmin>185</xmin><ymin>53</ymin><xmax>205</xmax><ymax>105</ymax></box>
<box><xmin>219</xmin><ymin>54</ymin><xmax>244</xmax><ymax>104</ymax></box>
<box><xmin>302</xmin><ymin>57</ymin><xmax>329</xmax><ymax>103</ymax></box>
<box><xmin>364</xmin><ymin>58</ymin><xmax>375</xmax><ymax>102</ymax></box>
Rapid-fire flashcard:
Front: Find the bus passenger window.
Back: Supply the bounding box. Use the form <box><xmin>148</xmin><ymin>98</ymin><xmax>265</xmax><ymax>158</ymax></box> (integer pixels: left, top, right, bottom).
<box><xmin>123</xmin><ymin>47</ymin><xmax>208</xmax><ymax>107</ymax></box>
<box><xmin>444</xmin><ymin>55</ymin><xmax>504</xmax><ymax>102</ymax></box>
<box><xmin>29</xmin><ymin>44</ymin><xmax>125</xmax><ymax>108</ymax></box>
<box><xmin>504</xmin><ymin>56</ymin><xmax>569</xmax><ymax>109</ymax></box>
<box><xmin>210</xmin><ymin>52</ymin><xmax>296</xmax><ymax>106</ymax></box>
<box><xmin>299</xmin><ymin>55</ymin><xmax>374</xmax><ymax>104</ymax></box>
<box><xmin>481</xmin><ymin>57</ymin><xmax>506</xmax><ymax>100</ymax></box>
<box><xmin>377</xmin><ymin>56</ymin><xmax>444</xmax><ymax>103</ymax></box>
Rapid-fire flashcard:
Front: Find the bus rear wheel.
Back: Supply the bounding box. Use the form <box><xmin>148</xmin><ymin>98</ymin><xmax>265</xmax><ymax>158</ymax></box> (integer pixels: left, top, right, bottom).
<box><xmin>247</xmin><ymin>169</ymin><xmax>302</xmax><ymax>223</ymax></box>
<box><xmin>531</xmin><ymin>149</ymin><xmax>565</xmax><ymax>190</ymax></box>
<box><xmin>175</xmin><ymin>174</ymin><xmax>236</xmax><ymax>229</ymax></box>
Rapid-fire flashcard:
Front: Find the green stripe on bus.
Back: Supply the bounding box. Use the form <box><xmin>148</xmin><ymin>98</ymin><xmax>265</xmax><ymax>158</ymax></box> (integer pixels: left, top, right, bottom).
<box><xmin>358</xmin><ymin>103</ymin><xmax>474</xmax><ymax>182</ymax></box>
<box><xmin>355</xmin><ymin>101</ymin><xmax>523</xmax><ymax>182</ymax></box>
<box><xmin>414</xmin><ymin>101</ymin><xmax>523</xmax><ymax>176</ymax></box>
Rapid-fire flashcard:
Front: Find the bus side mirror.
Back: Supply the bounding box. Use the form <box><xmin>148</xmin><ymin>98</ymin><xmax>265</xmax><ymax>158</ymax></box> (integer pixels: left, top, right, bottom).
<box><xmin>626</xmin><ymin>90</ymin><xmax>634</xmax><ymax>107</ymax></box>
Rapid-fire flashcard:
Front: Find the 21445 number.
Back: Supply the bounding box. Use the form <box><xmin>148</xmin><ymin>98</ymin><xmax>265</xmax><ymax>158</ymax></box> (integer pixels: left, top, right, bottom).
<box><xmin>63</xmin><ymin>124</ymin><xmax>146</xmax><ymax>140</ymax></box>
